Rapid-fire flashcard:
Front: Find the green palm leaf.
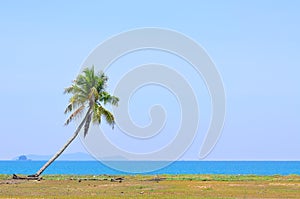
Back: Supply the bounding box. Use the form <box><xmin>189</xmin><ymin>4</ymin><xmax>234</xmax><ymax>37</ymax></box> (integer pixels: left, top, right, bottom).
<box><xmin>64</xmin><ymin>66</ymin><xmax>119</xmax><ymax>131</ymax></box>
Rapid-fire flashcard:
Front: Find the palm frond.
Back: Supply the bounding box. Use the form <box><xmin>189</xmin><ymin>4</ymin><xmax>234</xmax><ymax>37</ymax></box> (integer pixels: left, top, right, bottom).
<box><xmin>92</xmin><ymin>108</ymin><xmax>102</xmax><ymax>124</ymax></box>
<box><xmin>92</xmin><ymin>103</ymin><xmax>101</xmax><ymax>124</ymax></box>
<box><xmin>64</xmin><ymin>66</ymin><xmax>118</xmax><ymax>134</ymax></box>
<box><xmin>64</xmin><ymin>103</ymin><xmax>73</xmax><ymax>114</ymax></box>
<box><xmin>93</xmin><ymin>104</ymin><xmax>115</xmax><ymax>128</ymax></box>
<box><xmin>64</xmin><ymin>105</ymin><xmax>85</xmax><ymax>126</ymax></box>
<box><xmin>99</xmin><ymin>91</ymin><xmax>119</xmax><ymax>106</ymax></box>
<box><xmin>64</xmin><ymin>85</ymin><xmax>74</xmax><ymax>94</ymax></box>
<box><xmin>102</xmin><ymin>108</ymin><xmax>115</xmax><ymax>128</ymax></box>
<box><xmin>96</xmin><ymin>71</ymin><xmax>107</xmax><ymax>91</ymax></box>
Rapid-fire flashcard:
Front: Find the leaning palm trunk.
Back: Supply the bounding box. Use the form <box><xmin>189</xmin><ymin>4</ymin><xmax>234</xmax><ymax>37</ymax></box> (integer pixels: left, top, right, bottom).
<box><xmin>34</xmin><ymin>108</ymin><xmax>91</xmax><ymax>177</ymax></box>
<box><xmin>17</xmin><ymin>67</ymin><xmax>119</xmax><ymax>179</ymax></box>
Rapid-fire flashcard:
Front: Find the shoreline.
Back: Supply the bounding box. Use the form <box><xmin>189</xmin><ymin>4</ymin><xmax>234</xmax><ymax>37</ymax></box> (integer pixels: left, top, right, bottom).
<box><xmin>1</xmin><ymin>173</ymin><xmax>300</xmax><ymax>180</ymax></box>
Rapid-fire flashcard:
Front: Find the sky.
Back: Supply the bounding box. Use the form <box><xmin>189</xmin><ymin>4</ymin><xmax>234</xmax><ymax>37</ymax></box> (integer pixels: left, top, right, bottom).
<box><xmin>0</xmin><ymin>1</ymin><xmax>299</xmax><ymax>160</ymax></box>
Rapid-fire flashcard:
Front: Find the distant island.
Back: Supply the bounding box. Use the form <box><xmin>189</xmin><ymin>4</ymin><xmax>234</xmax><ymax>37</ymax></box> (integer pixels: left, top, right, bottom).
<box><xmin>17</xmin><ymin>155</ymin><xmax>31</xmax><ymax>161</ymax></box>
<box><xmin>12</xmin><ymin>152</ymin><xmax>127</xmax><ymax>161</ymax></box>
<box><xmin>13</xmin><ymin>152</ymin><xmax>94</xmax><ymax>161</ymax></box>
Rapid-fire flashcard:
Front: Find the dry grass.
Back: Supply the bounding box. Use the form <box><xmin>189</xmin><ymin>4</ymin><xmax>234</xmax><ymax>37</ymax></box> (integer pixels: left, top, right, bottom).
<box><xmin>0</xmin><ymin>174</ymin><xmax>300</xmax><ymax>198</ymax></box>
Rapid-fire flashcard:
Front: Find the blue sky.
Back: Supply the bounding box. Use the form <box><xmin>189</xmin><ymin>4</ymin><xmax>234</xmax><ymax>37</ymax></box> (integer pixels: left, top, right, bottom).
<box><xmin>0</xmin><ymin>1</ymin><xmax>299</xmax><ymax>160</ymax></box>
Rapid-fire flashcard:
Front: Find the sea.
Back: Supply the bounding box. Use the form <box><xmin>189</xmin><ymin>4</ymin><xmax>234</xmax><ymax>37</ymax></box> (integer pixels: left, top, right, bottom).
<box><xmin>0</xmin><ymin>161</ymin><xmax>299</xmax><ymax>175</ymax></box>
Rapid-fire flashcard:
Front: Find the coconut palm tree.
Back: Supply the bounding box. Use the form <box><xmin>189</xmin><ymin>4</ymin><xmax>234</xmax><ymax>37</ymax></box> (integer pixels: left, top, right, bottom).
<box><xmin>33</xmin><ymin>66</ymin><xmax>119</xmax><ymax>177</ymax></box>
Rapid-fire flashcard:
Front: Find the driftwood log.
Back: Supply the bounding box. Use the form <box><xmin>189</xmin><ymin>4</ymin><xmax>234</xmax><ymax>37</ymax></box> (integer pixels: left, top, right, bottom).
<box><xmin>12</xmin><ymin>174</ymin><xmax>41</xmax><ymax>180</ymax></box>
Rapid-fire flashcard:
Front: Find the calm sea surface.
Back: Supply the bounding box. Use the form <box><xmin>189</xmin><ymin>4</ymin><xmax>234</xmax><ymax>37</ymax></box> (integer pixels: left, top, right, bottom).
<box><xmin>0</xmin><ymin>161</ymin><xmax>299</xmax><ymax>175</ymax></box>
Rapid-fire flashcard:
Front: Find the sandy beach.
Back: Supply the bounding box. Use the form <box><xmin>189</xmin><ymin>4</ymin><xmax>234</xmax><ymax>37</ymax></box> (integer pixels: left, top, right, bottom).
<box><xmin>1</xmin><ymin>174</ymin><xmax>300</xmax><ymax>198</ymax></box>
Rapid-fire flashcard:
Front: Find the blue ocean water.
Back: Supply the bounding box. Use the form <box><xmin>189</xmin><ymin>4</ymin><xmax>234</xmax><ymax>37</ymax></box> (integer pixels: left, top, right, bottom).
<box><xmin>0</xmin><ymin>161</ymin><xmax>299</xmax><ymax>175</ymax></box>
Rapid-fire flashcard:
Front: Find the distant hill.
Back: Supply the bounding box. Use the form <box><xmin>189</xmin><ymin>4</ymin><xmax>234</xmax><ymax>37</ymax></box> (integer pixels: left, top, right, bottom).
<box><xmin>13</xmin><ymin>152</ymin><xmax>95</xmax><ymax>161</ymax></box>
<box><xmin>12</xmin><ymin>152</ymin><xmax>127</xmax><ymax>161</ymax></box>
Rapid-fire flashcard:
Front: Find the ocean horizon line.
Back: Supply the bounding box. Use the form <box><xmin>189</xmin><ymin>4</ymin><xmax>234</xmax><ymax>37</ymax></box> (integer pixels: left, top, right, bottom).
<box><xmin>1</xmin><ymin>160</ymin><xmax>300</xmax><ymax>175</ymax></box>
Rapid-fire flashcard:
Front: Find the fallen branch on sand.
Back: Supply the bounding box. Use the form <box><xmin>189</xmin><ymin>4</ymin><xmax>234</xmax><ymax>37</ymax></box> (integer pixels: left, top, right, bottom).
<box><xmin>12</xmin><ymin>174</ymin><xmax>41</xmax><ymax>181</ymax></box>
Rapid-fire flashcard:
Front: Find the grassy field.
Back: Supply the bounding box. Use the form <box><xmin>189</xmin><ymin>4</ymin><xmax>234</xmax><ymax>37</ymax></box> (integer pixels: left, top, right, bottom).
<box><xmin>0</xmin><ymin>174</ymin><xmax>300</xmax><ymax>198</ymax></box>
